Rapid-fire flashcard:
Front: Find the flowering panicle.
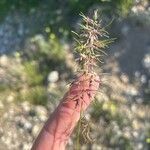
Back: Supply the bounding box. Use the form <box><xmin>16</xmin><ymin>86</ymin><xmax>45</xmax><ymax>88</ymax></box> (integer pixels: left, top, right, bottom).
<box><xmin>72</xmin><ymin>11</ymin><xmax>114</xmax><ymax>144</ymax></box>
<box><xmin>73</xmin><ymin>11</ymin><xmax>114</xmax><ymax>74</ymax></box>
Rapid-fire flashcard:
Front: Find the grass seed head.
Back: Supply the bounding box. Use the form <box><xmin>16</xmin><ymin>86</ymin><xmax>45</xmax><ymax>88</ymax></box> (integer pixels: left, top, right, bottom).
<box><xmin>73</xmin><ymin>10</ymin><xmax>114</xmax><ymax>74</ymax></box>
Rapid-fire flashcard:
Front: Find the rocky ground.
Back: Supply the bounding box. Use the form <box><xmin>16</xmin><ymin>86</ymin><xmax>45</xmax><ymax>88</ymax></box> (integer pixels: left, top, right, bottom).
<box><xmin>0</xmin><ymin>52</ymin><xmax>149</xmax><ymax>150</ymax></box>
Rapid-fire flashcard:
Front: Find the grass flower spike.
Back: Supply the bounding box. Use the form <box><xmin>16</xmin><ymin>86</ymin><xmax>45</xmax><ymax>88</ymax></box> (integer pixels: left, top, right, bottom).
<box><xmin>31</xmin><ymin>11</ymin><xmax>112</xmax><ymax>150</ymax></box>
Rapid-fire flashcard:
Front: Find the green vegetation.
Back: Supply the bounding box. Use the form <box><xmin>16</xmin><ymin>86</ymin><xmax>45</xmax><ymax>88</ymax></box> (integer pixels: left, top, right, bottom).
<box><xmin>23</xmin><ymin>33</ymin><xmax>69</xmax><ymax>77</ymax></box>
<box><xmin>17</xmin><ymin>86</ymin><xmax>47</xmax><ymax>105</ymax></box>
<box><xmin>69</xmin><ymin>0</ymin><xmax>133</xmax><ymax>17</ymax></box>
<box><xmin>0</xmin><ymin>0</ymin><xmax>133</xmax><ymax>15</ymax></box>
<box><xmin>0</xmin><ymin>0</ymin><xmax>133</xmax><ymax>30</ymax></box>
<box><xmin>0</xmin><ymin>0</ymin><xmax>40</xmax><ymax>11</ymax></box>
<box><xmin>0</xmin><ymin>32</ymin><xmax>69</xmax><ymax>105</ymax></box>
<box><xmin>20</xmin><ymin>33</ymin><xmax>69</xmax><ymax>105</ymax></box>
<box><xmin>23</xmin><ymin>61</ymin><xmax>44</xmax><ymax>86</ymax></box>
<box><xmin>113</xmin><ymin>0</ymin><xmax>133</xmax><ymax>17</ymax></box>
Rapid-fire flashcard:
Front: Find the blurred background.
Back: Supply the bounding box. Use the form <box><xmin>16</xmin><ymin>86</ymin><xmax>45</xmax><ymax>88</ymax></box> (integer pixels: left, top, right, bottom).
<box><xmin>0</xmin><ymin>0</ymin><xmax>150</xmax><ymax>149</ymax></box>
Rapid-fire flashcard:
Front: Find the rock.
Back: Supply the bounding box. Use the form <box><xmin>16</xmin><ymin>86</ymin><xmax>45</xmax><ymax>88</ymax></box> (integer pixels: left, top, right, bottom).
<box><xmin>0</xmin><ymin>55</ymin><xmax>8</xmax><ymax>67</ymax></box>
<box><xmin>126</xmin><ymin>87</ymin><xmax>138</xmax><ymax>96</ymax></box>
<box><xmin>21</xmin><ymin>101</ymin><xmax>31</xmax><ymax>112</ymax></box>
<box><xmin>22</xmin><ymin>142</ymin><xmax>31</xmax><ymax>150</ymax></box>
<box><xmin>47</xmin><ymin>71</ymin><xmax>59</xmax><ymax>83</ymax></box>
<box><xmin>143</xmin><ymin>53</ymin><xmax>150</xmax><ymax>73</ymax></box>
<box><xmin>132</xmin><ymin>119</ymin><xmax>141</xmax><ymax>130</ymax></box>
<box><xmin>140</xmin><ymin>74</ymin><xmax>147</xmax><ymax>83</ymax></box>
<box><xmin>35</xmin><ymin>106</ymin><xmax>47</xmax><ymax>122</ymax></box>
<box><xmin>32</xmin><ymin>125</ymin><xmax>41</xmax><ymax>137</ymax></box>
<box><xmin>24</xmin><ymin>121</ymin><xmax>32</xmax><ymax>132</ymax></box>
<box><xmin>123</xmin><ymin>128</ymin><xmax>131</xmax><ymax>139</ymax></box>
<box><xmin>7</xmin><ymin>95</ymin><xmax>14</xmax><ymax>103</ymax></box>
<box><xmin>0</xmin><ymin>101</ymin><xmax>4</xmax><ymax>109</ymax></box>
<box><xmin>136</xmin><ymin>98</ymin><xmax>143</xmax><ymax>103</ymax></box>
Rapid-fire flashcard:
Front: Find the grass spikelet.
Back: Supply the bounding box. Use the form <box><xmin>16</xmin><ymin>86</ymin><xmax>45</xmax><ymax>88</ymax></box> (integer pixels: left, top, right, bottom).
<box><xmin>32</xmin><ymin>10</ymin><xmax>113</xmax><ymax>150</ymax></box>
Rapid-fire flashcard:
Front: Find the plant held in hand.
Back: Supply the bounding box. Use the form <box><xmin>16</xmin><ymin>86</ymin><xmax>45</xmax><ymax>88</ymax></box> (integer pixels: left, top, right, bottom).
<box><xmin>31</xmin><ymin>11</ymin><xmax>112</xmax><ymax>150</ymax></box>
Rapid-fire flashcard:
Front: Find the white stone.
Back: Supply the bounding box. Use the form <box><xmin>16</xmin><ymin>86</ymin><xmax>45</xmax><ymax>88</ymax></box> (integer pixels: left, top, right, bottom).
<box><xmin>47</xmin><ymin>71</ymin><xmax>59</xmax><ymax>83</ymax></box>
<box><xmin>35</xmin><ymin>106</ymin><xmax>47</xmax><ymax>122</ymax></box>
<box><xmin>0</xmin><ymin>55</ymin><xmax>8</xmax><ymax>66</ymax></box>
<box><xmin>141</xmin><ymin>75</ymin><xmax>147</xmax><ymax>83</ymax></box>
<box><xmin>32</xmin><ymin>125</ymin><xmax>41</xmax><ymax>137</ymax></box>
<box><xmin>143</xmin><ymin>53</ymin><xmax>150</xmax><ymax>72</ymax></box>
<box><xmin>24</xmin><ymin>121</ymin><xmax>32</xmax><ymax>130</ymax></box>
<box><xmin>23</xmin><ymin>142</ymin><xmax>31</xmax><ymax>150</ymax></box>
<box><xmin>126</xmin><ymin>87</ymin><xmax>138</xmax><ymax>96</ymax></box>
<box><xmin>7</xmin><ymin>95</ymin><xmax>14</xmax><ymax>102</ymax></box>
<box><xmin>22</xmin><ymin>101</ymin><xmax>31</xmax><ymax>112</ymax></box>
<box><xmin>0</xmin><ymin>101</ymin><xmax>4</xmax><ymax>109</ymax></box>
